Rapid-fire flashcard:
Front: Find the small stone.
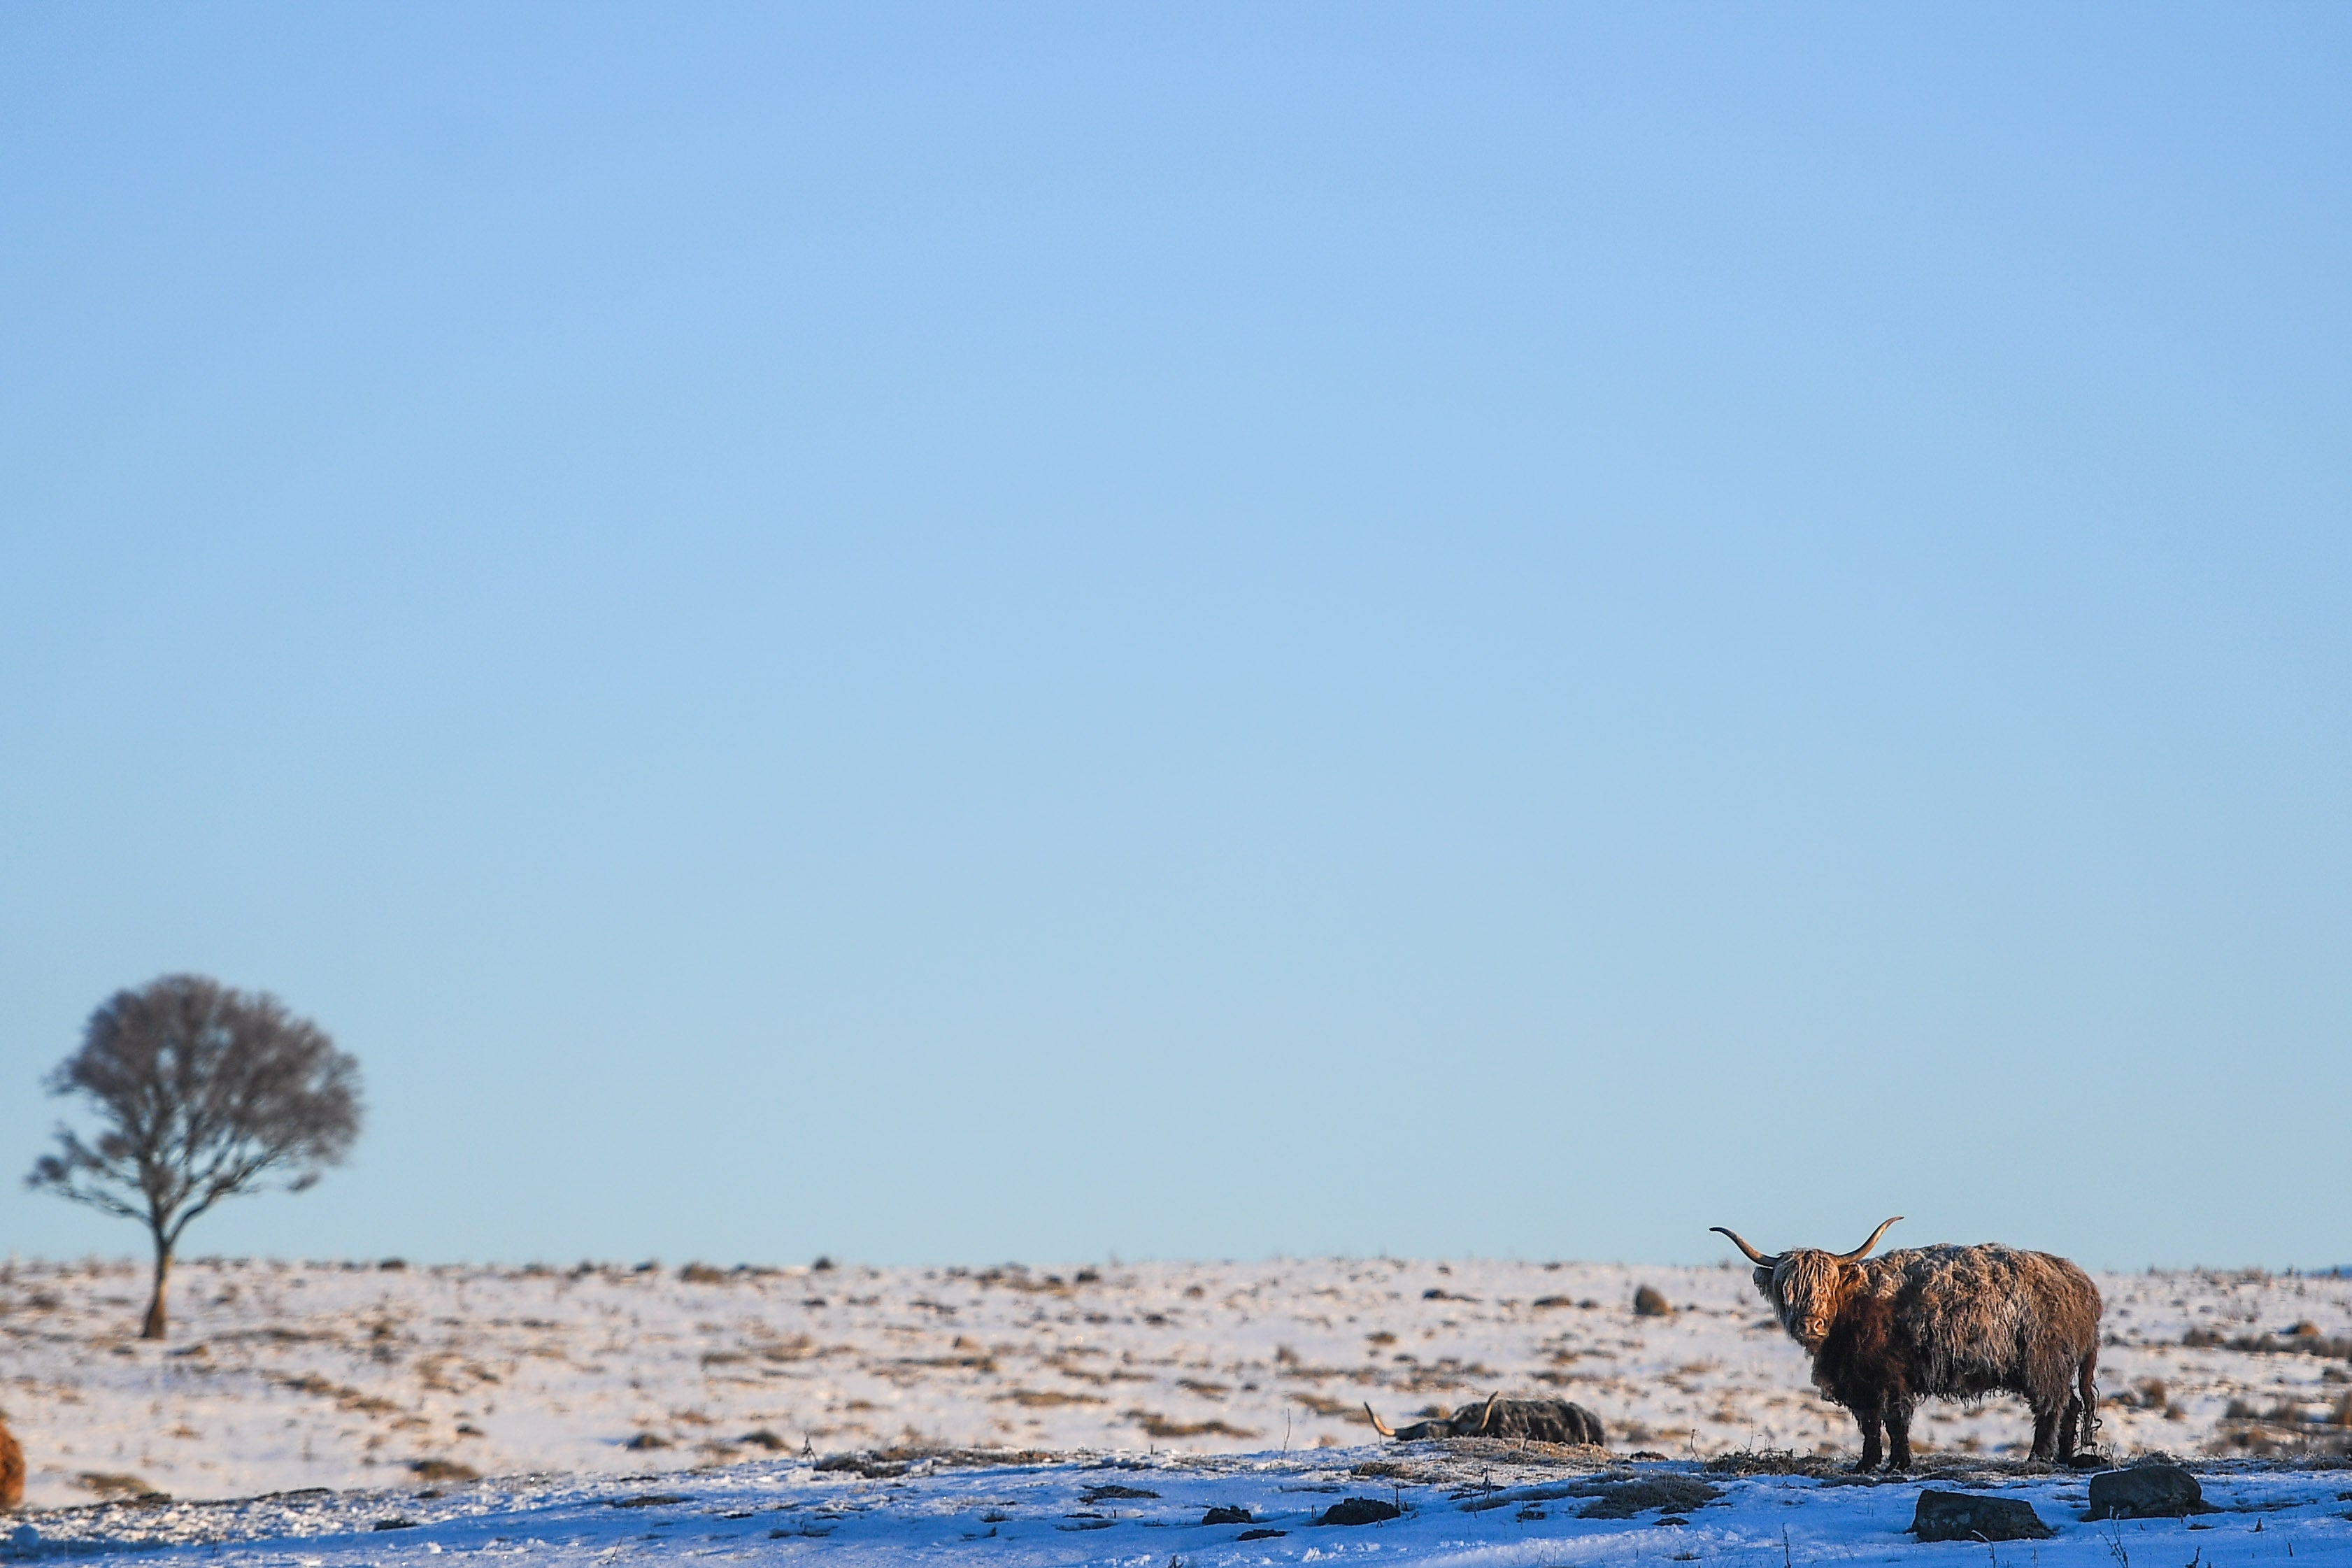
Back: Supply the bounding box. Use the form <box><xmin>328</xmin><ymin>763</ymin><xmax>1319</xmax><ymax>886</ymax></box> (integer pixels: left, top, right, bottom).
<box><xmin>2087</xmin><ymin>1465</ymin><xmax>2215</xmax><ymax>1520</ymax></box>
<box><xmin>1313</xmin><ymin>1497</ymin><xmax>1404</xmax><ymax>1526</ymax></box>
<box><xmin>1633</xmin><ymin>1285</ymin><xmax>1674</xmax><ymax>1318</ymax></box>
<box><xmin>1911</xmin><ymin>1490</ymin><xmax>2055</xmax><ymax>1542</ymax></box>
<box><xmin>1202</xmin><ymin>1506</ymin><xmax>1253</xmax><ymax>1525</ymax></box>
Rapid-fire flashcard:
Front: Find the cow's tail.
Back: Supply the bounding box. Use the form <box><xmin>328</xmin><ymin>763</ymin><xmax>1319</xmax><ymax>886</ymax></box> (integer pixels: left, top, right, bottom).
<box><xmin>2060</xmin><ymin>1343</ymin><xmax>2100</xmax><ymax>1459</ymax></box>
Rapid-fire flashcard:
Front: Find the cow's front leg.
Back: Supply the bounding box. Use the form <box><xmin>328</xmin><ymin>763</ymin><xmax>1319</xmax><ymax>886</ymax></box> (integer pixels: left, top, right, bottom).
<box><xmin>1882</xmin><ymin>1400</ymin><xmax>1916</xmax><ymax>1472</ymax></box>
<box><xmin>1851</xmin><ymin>1406</ymin><xmax>1884</xmax><ymax>1472</ymax></box>
<box><xmin>2029</xmin><ymin>1404</ymin><xmax>2061</xmax><ymax>1462</ymax></box>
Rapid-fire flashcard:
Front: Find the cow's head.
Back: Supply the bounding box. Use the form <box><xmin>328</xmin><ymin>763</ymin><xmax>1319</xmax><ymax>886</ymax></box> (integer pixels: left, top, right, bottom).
<box><xmin>1710</xmin><ymin>1218</ymin><xmax>1902</xmax><ymax>1349</ymax></box>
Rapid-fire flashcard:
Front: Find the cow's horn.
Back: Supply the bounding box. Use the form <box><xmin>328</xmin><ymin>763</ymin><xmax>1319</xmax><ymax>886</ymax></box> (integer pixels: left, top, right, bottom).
<box><xmin>1837</xmin><ymin>1216</ymin><xmax>1904</xmax><ymax>1261</ymax></box>
<box><xmin>1476</xmin><ymin>1390</ymin><xmax>1502</xmax><ymax>1434</ymax></box>
<box><xmin>1363</xmin><ymin>1403</ymin><xmax>1396</xmax><ymax>1439</ymax></box>
<box><xmin>1711</xmin><ymin>1226</ymin><xmax>1779</xmax><ymax>1267</ymax></box>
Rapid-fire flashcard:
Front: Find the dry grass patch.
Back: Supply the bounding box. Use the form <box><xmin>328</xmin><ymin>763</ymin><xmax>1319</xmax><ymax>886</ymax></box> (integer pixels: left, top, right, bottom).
<box><xmin>1704</xmin><ymin>1448</ymin><xmax>1839</xmax><ymax>1477</ymax></box>
<box><xmin>1574</xmin><ymin>1476</ymin><xmax>1723</xmax><ymax>1518</ymax></box>
<box><xmin>73</xmin><ymin>1472</ymin><xmax>161</xmax><ymax>1502</ymax></box>
<box><xmin>1130</xmin><ymin>1411</ymin><xmax>1260</xmax><ymax>1440</ymax></box>
<box><xmin>407</xmin><ymin>1457</ymin><xmax>478</xmax><ymax>1482</ymax></box>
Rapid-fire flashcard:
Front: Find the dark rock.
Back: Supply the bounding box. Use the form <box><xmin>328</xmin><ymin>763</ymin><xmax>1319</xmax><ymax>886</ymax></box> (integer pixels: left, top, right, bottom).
<box><xmin>1633</xmin><ymin>1285</ymin><xmax>1674</xmax><ymax>1318</ymax></box>
<box><xmin>739</xmin><ymin>1429</ymin><xmax>787</xmax><ymax>1451</ymax></box>
<box><xmin>1083</xmin><ymin>1484</ymin><xmax>1160</xmax><ymax>1502</ymax></box>
<box><xmin>371</xmin><ymin>1518</ymin><xmax>418</xmax><ymax>1531</ymax></box>
<box><xmin>623</xmin><ymin>1433</ymin><xmax>671</xmax><ymax>1451</ymax></box>
<box><xmin>609</xmin><ymin>1494</ymin><xmax>692</xmax><ymax>1509</ymax></box>
<box><xmin>1911</xmin><ymin>1491</ymin><xmax>2055</xmax><ymax>1542</ymax></box>
<box><xmin>1313</xmin><ymin>1497</ymin><xmax>1404</xmax><ymax>1526</ymax></box>
<box><xmin>1202</xmin><ymin>1506</ymin><xmax>1253</xmax><ymax>1525</ymax></box>
<box><xmin>2086</xmin><ymin>1466</ymin><xmax>2215</xmax><ymax>1520</ymax></box>
<box><xmin>1238</xmin><ymin>1528</ymin><xmax>1288</xmax><ymax>1540</ymax></box>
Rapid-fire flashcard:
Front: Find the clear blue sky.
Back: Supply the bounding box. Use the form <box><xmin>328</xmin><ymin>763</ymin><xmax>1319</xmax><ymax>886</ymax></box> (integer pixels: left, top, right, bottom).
<box><xmin>3</xmin><ymin>6</ymin><xmax>2346</xmax><ymax>1274</ymax></box>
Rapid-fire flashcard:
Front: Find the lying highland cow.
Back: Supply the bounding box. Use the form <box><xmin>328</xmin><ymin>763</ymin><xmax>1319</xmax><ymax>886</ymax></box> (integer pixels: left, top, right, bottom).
<box><xmin>1712</xmin><ymin>1216</ymin><xmax>2102</xmax><ymax>1471</ymax></box>
<box><xmin>1364</xmin><ymin>1392</ymin><xmax>1605</xmax><ymax>1446</ymax></box>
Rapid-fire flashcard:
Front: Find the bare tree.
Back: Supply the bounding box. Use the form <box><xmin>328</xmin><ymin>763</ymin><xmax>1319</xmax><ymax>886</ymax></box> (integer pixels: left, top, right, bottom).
<box><xmin>28</xmin><ymin>975</ymin><xmax>362</xmax><ymax>1339</ymax></box>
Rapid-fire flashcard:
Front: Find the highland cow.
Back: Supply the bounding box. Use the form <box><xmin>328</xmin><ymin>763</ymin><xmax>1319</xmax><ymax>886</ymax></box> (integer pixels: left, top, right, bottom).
<box><xmin>1364</xmin><ymin>1392</ymin><xmax>1606</xmax><ymax>1446</ymax></box>
<box><xmin>1</xmin><ymin>1413</ymin><xmax>22</xmax><ymax>1512</ymax></box>
<box><xmin>1713</xmin><ymin>1217</ymin><xmax>2102</xmax><ymax>1471</ymax></box>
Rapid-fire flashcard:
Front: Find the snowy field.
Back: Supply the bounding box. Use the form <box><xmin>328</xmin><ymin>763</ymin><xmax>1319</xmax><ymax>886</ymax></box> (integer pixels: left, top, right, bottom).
<box><xmin>10</xmin><ymin>1444</ymin><xmax>2352</xmax><ymax>1568</ymax></box>
<box><xmin>3</xmin><ymin>1255</ymin><xmax>2349</xmax><ymax>1563</ymax></box>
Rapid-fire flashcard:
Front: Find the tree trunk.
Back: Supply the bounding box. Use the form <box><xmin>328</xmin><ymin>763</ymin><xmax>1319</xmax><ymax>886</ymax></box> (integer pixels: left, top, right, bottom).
<box><xmin>141</xmin><ymin>1237</ymin><xmax>173</xmax><ymax>1340</ymax></box>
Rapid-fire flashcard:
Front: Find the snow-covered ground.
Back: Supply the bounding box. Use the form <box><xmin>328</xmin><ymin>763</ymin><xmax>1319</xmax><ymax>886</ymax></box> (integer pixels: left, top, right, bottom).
<box><xmin>8</xmin><ymin>1441</ymin><xmax>2352</xmax><ymax>1567</ymax></box>
<box><xmin>3</xmin><ymin>1255</ymin><xmax>2349</xmax><ymax>1562</ymax></box>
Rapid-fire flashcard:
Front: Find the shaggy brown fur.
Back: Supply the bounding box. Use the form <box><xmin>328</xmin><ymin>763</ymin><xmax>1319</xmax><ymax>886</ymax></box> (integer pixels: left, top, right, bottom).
<box><xmin>0</xmin><ymin>1414</ymin><xmax>24</xmax><ymax>1511</ymax></box>
<box><xmin>1714</xmin><ymin>1221</ymin><xmax>2102</xmax><ymax>1472</ymax></box>
<box><xmin>1464</xmin><ymin>1397</ymin><xmax>1606</xmax><ymax>1446</ymax></box>
<box><xmin>1364</xmin><ymin>1395</ymin><xmax>1606</xmax><ymax>1445</ymax></box>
